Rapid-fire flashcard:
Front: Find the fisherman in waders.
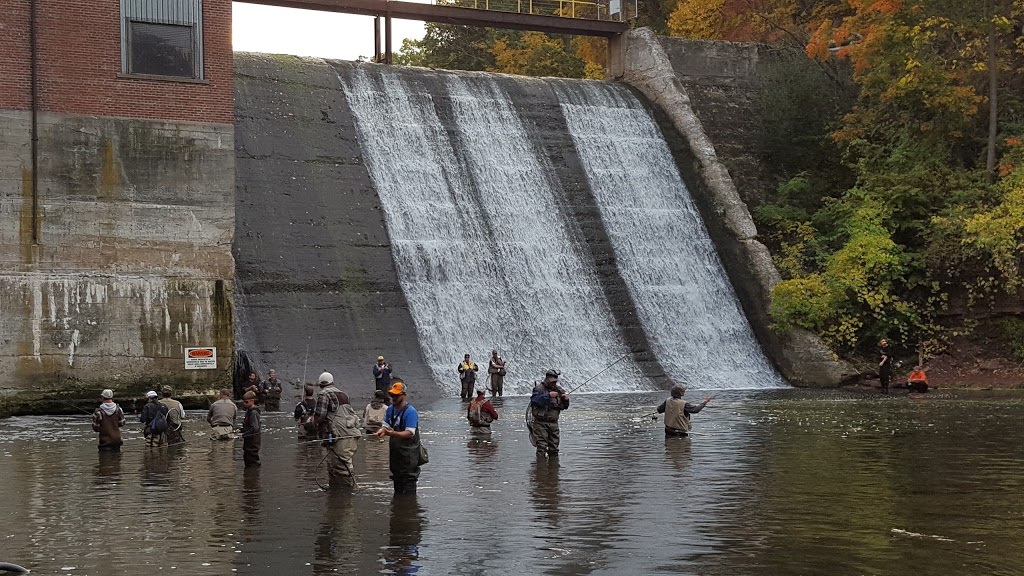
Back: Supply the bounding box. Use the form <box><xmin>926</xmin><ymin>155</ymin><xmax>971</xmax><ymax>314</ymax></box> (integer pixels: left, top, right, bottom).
<box><xmin>262</xmin><ymin>369</ymin><xmax>283</xmax><ymax>411</ymax></box>
<box><xmin>207</xmin><ymin>388</ymin><xmax>237</xmax><ymax>440</ymax></box>
<box><xmin>488</xmin><ymin>350</ymin><xmax>506</xmax><ymax>397</ymax></box>
<box><xmin>294</xmin><ymin>385</ymin><xmax>318</xmax><ymax>439</ymax></box>
<box><xmin>529</xmin><ymin>370</ymin><xmax>569</xmax><ymax>457</ymax></box>
<box><xmin>140</xmin><ymin>390</ymin><xmax>168</xmax><ymax>447</ymax></box>
<box><xmin>363</xmin><ymin>390</ymin><xmax>388</xmax><ymax>434</ymax></box>
<box><xmin>373</xmin><ymin>356</ymin><xmax>393</xmax><ymax>405</ymax></box>
<box><xmin>92</xmin><ymin>389</ymin><xmax>125</xmax><ymax>451</ymax></box>
<box><xmin>374</xmin><ymin>379</ymin><xmax>424</xmax><ymax>495</ymax></box>
<box><xmin>313</xmin><ymin>372</ymin><xmax>361</xmax><ymax>489</ymax></box>
<box><xmin>467</xmin><ymin>387</ymin><xmax>499</xmax><ymax>434</ymax></box>
<box><xmin>159</xmin><ymin>385</ymin><xmax>186</xmax><ymax>445</ymax></box>
<box><xmin>458</xmin><ymin>354</ymin><xmax>479</xmax><ymax>400</ymax></box>
<box><xmin>656</xmin><ymin>386</ymin><xmax>711</xmax><ymax>438</ymax></box>
<box><xmin>238</xmin><ymin>391</ymin><xmax>262</xmax><ymax>467</ymax></box>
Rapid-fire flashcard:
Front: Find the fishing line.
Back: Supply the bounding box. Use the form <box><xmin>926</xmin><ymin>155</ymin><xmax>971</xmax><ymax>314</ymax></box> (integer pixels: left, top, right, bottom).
<box><xmin>565</xmin><ymin>352</ymin><xmax>633</xmax><ymax>394</ymax></box>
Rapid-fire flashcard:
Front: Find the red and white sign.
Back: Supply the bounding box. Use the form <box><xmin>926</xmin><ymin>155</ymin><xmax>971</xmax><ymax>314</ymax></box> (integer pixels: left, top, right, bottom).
<box><xmin>185</xmin><ymin>347</ymin><xmax>217</xmax><ymax>370</ymax></box>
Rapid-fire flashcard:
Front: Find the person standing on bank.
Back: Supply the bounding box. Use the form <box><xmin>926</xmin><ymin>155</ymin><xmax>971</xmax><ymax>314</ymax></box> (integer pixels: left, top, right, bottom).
<box><xmin>467</xmin><ymin>387</ymin><xmax>499</xmax><ymax>434</ymax></box>
<box><xmin>458</xmin><ymin>354</ymin><xmax>479</xmax><ymax>400</ymax></box>
<box><xmin>92</xmin><ymin>389</ymin><xmax>125</xmax><ymax>451</ymax></box>
<box><xmin>159</xmin><ymin>385</ymin><xmax>186</xmax><ymax>445</ymax></box>
<box><xmin>656</xmin><ymin>386</ymin><xmax>711</xmax><ymax>438</ymax></box>
<box><xmin>207</xmin><ymin>389</ymin><xmax>238</xmax><ymax>441</ymax></box>
<box><xmin>529</xmin><ymin>370</ymin><xmax>569</xmax><ymax>457</ymax></box>
<box><xmin>238</xmin><ymin>391</ymin><xmax>262</xmax><ymax>467</ymax></box>
<box><xmin>879</xmin><ymin>339</ymin><xmax>895</xmax><ymax>395</ymax></box>
<box><xmin>374</xmin><ymin>379</ymin><xmax>424</xmax><ymax>495</ymax></box>
<box><xmin>487</xmin><ymin>350</ymin><xmax>506</xmax><ymax>397</ymax></box>
<box><xmin>373</xmin><ymin>356</ymin><xmax>393</xmax><ymax>405</ymax></box>
<box><xmin>313</xmin><ymin>372</ymin><xmax>361</xmax><ymax>489</ymax></box>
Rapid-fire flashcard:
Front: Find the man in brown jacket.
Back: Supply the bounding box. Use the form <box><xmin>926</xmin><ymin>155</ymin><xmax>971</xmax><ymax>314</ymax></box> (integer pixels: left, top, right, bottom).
<box><xmin>92</xmin><ymin>389</ymin><xmax>126</xmax><ymax>451</ymax></box>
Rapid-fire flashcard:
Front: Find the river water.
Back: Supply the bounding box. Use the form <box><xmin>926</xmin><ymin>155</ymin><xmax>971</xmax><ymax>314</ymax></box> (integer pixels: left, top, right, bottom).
<box><xmin>2</xmin><ymin>390</ymin><xmax>1023</xmax><ymax>575</ymax></box>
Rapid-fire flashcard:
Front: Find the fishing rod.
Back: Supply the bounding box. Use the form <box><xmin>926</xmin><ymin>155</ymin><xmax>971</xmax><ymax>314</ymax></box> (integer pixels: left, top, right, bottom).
<box><xmin>302</xmin><ymin>342</ymin><xmax>309</xmax><ymax>386</ymax></box>
<box><xmin>565</xmin><ymin>352</ymin><xmax>633</xmax><ymax>394</ymax></box>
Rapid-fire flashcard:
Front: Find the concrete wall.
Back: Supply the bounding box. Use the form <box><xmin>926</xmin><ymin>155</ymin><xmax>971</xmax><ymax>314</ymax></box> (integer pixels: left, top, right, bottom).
<box><xmin>615</xmin><ymin>28</ymin><xmax>854</xmax><ymax>386</ymax></box>
<box><xmin>233</xmin><ymin>54</ymin><xmax>435</xmax><ymax>400</ymax></box>
<box><xmin>0</xmin><ymin>111</ymin><xmax>235</xmax><ymax>415</ymax></box>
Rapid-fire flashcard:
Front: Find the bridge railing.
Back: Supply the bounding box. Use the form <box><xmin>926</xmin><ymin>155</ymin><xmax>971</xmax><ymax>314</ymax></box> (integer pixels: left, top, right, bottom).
<box><xmin>436</xmin><ymin>0</ymin><xmax>638</xmax><ymax>22</ymax></box>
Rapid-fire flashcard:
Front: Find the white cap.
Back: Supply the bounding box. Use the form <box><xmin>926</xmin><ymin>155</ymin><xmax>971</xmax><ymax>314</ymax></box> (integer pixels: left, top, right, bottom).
<box><xmin>476</xmin><ymin>387</ymin><xmax>486</xmax><ymax>395</ymax></box>
<box><xmin>318</xmin><ymin>372</ymin><xmax>334</xmax><ymax>385</ymax></box>
<box><xmin>101</xmin><ymin>389</ymin><xmax>114</xmax><ymax>399</ymax></box>
<box><xmin>146</xmin><ymin>390</ymin><xmax>158</xmax><ymax>399</ymax></box>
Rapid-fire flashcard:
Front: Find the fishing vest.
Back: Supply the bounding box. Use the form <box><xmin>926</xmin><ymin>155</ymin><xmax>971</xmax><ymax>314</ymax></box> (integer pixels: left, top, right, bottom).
<box><xmin>664</xmin><ymin>398</ymin><xmax>691</xmax><ymax>433</ymax></box>
<box><xmin>531</xmin><ymin>383</ymin><xmax>567</xmax><ymax>423</ymax></box>
<box><xmin>460</xmin><ymin>362</ymin><xmax>477</xmax><ymax>383</ymax></box>
<box><xmin>467</xmin><ymin>399</ymin><xmax>493</xmax><ymax>427</ymax></box>
<box><xmin>323</xmin><ymin>387</ymin><xmax>361</xmax><ymax>437</ymax></box>
<box><xmin>364</xmin><ymin>403</ymin><xmax>387</xmax><ymax>428</ymax></box>
<box><xmin>159</xmin><ymin>398</ymin><xmax>184</xmax><ymax>429</ymax></box>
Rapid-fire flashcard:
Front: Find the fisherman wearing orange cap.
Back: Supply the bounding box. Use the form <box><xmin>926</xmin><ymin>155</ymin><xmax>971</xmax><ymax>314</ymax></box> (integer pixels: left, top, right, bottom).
<box><xmin>374</xmin><ymin>378</ymin><xmax>425</xmax><ymax>495</ymax></box>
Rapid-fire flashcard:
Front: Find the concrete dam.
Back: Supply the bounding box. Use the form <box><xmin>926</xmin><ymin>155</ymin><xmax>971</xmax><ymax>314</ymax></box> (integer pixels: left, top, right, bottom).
<box><xmin>2</xmin><ymin>29</ymin><xmax>852</xmax><ymax>414</ymax></box>
<box><xmin>234</xmin><ymin>55</ymin><xmax>784</xmax><ymax>398</ymax></box>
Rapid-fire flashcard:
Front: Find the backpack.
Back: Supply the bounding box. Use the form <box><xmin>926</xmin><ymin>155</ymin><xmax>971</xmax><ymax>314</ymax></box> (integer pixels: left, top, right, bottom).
<box><xmin>150</xmin><ymin>405</ymin><xmax>169</xmax><ymax>435</ymax></box>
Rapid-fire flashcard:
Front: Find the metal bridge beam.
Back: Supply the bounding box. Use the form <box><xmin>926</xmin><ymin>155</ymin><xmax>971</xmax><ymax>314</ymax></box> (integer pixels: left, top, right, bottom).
<box><xmin>237</xmin><ymin>0</ymin><xmax>628</xmax><ymax>37</ymax></box>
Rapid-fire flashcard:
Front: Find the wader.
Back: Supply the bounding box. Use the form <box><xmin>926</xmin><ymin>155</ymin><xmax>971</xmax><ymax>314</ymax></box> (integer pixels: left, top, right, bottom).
<box><xmin>490</xmin><ymin>373</ymin><xmax>504</xmax><ymax>396</ymax></box>
<box><xmin>388</xmin><ymin>405</ymin><xmax>422</xmax><ymax>495</ymax></box>
<box><xmin>529</xmin><ymin>420</ymin><xmax>560</xmax><ymax>455</ymax></box>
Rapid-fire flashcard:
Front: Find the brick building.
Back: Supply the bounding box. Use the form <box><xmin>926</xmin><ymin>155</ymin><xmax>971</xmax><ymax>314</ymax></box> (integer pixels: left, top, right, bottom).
<box><xmin>0</xmin><ymin>0</ymin><xmax>236</xmax><ymax>410</ymax></box>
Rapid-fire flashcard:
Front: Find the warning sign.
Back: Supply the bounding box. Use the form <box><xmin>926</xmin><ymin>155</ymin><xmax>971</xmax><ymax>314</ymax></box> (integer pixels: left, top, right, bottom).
<box><xmin>185</xmin><ymin>347</ymin><xmax>217</xmax><ymax>370</ymax></box>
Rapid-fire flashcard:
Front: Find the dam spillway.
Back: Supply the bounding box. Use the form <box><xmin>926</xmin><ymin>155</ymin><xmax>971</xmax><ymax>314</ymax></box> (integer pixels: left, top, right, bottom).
<box><xmin>234</xmin><ymin>55</ymin><xmax>785</xmax><ymax>396</ymax></box>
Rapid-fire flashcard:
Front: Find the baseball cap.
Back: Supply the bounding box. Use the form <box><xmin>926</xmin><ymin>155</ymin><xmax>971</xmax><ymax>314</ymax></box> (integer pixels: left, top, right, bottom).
<box><xmin>388</xmin><ymin>382</ymin><xmax>407</xmax><ymax>395</ymax></box>
<box><xmin>475</xmin><ymin>387</ymin><xmax>486</xmax><ymax>395</ymax></box>
<box><xmin>146</xmin><ymin>391</ymin><xmax>158</xmax><ymax>399</ymax></box>
<box><xmin>100</xmin><ymin>389</ymin><xmax>114</xmax><ymax>399</ymax></box>
<box><xmin>377</xmin><ymin>355</ymin><xmax>384</xmax><ymax>361</ymax></box>
<box><xmin>318</xmin><ymin>372</ymin><xmax>334</xmax><ymax>385</ymax></box>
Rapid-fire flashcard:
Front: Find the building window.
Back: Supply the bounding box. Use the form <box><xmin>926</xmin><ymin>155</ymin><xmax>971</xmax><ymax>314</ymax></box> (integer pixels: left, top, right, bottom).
<box><xmin>121</xmin><ymin>0</ymin><xmax>204</xmax><ymax>80</ymax></box>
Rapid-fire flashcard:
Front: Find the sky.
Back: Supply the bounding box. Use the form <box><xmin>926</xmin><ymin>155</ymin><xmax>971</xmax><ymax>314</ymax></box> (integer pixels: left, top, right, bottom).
<box><xmin>232</xmin><ymin>2</ymin><xmax>427</xmax><ymax>61</ymax></box>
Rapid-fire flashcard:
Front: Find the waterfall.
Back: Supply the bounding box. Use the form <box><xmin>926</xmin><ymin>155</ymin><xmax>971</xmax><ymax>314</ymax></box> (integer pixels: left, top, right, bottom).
<box><xmin>555</xmin><ymin>81</ymin><xmax>785</xmax><ymax>388</ymax></box>
<box><xmin>339</xmin><ymin>67</ymin><xmax>649</xmax><ymax>395</ymax></box>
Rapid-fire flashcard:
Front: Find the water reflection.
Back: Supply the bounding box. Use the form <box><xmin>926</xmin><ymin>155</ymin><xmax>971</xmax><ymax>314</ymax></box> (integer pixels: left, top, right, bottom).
<box><xmin>530</xmin><ymin>456</ymin><xmax>562</xmax><ymax>525</ymax></box>
<box><xmin>2</xmin><ymin>394</ymin><xmax>1024</xmax><ymax>575</ymax></box>
<box><xmin>664</xmin><ymin>436</ymin><xmax>691</xmax><ymax>471</ymax></box>
<box><xmin>313</xmin><ymin>490</ymin><xmax>360</xmax><ymax>575</ymax></box>
<box><xmin>94</xmin><ymin>449</ymin><xmax>122</xmax><ymax>484</ymax></box>
<box><xmin>381</xmin><ymin>496</ymin><xmax>425</xmax><ymax>575</ymax></box>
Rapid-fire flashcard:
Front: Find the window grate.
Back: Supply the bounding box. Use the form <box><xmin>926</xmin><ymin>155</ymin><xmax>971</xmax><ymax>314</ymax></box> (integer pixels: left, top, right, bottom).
<box><xmin>121</xmin><ymin>0</ymin><xmax>204</xmax><ymax>79</ymax></box>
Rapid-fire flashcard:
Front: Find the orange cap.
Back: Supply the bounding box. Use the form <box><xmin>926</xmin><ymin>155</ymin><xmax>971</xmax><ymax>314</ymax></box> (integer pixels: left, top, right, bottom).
<box><xmin>388</xmin><ymin>382</ymin><xmax>406</xmax><ymax>395</ymax></box>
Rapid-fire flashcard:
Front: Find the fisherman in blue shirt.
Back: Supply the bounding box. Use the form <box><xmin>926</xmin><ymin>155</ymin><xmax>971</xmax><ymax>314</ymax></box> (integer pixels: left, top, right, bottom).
<box><xmin>374</xmin><ymin>378</ymin><xmax>424</xmax><ymax>495</ymax></box>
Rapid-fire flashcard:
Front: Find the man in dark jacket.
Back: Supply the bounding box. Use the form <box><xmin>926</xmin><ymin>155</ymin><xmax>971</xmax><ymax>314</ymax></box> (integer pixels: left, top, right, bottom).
<box><xmin>294</xmin><ymin>385</ymin><xmax>318</xmax><ymax>438</ymax></box>
<box><xmin>262</xmin><ymin>369</ymin><xmax>283</xmax><ymax>411</ymax></box>
<box><xmin>238</xmin><ymin>391</ymin><xmax>262</xmax><ymax>467</ymax></box>
<box><xmin>92</xmin><ymin>389</ymin><xmax>125</xmax><ymax>451</ymax></box>
<box><xmin>373</xmin><ymin>356</ymin><xmax>393</xmax><ymax>405</ymax></box>
<box><xmin>879</xmin><ymin>339</ymin><xmax>895</xmax><ymax>394</ymax></box>
<box><xmin>140</xmin><ymin>390</ymin><xmax>169</xmax><ymax>447</ymax></box>
<box><xmin>656</xmin><ymin>386</ymin><xmax>711</xmax><ymax>437</ymax></box>
<box><xmin>374</xmin><ymin>379</ymin><xmax>423</xmax><ymax>495</ymax></box>
<box><xmin>529</xmin><ymin>370</ymin><xmax>569</xmax><ymax>457</ymax></box>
